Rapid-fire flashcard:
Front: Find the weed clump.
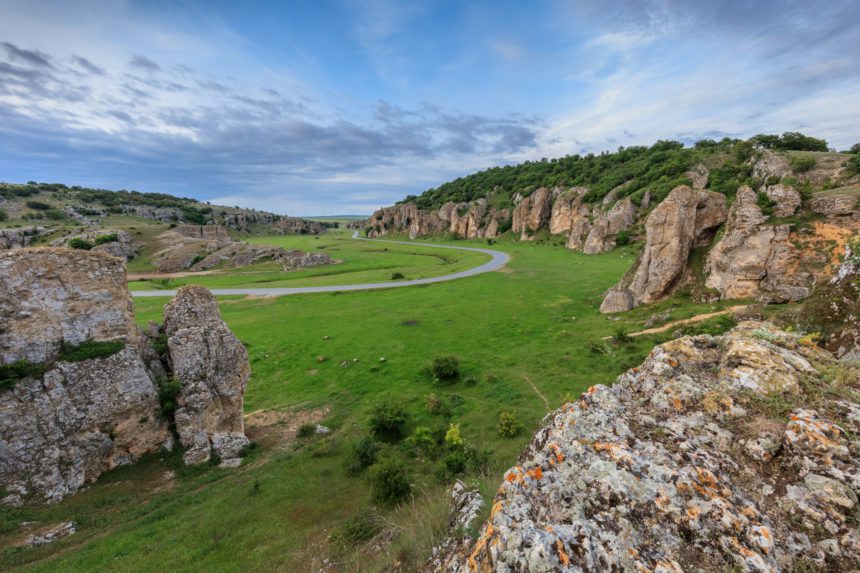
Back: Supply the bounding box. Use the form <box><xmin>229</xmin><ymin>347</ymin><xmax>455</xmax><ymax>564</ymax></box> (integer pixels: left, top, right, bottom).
<box><xmin>391</xmin><ymin>272</ymin><xmax>405</xmax><ymax>280</ymax></box>
<box><xmin>369</xmin><ymin>402</ymin><xmax>409</xmax><ymax>441</ymax></box>
<box><xmin>497</xmin><ymin>411</ymin><xmax>521</xmax><ymax>437</ymax></box>
<box><xmin>432</xmin><ymin>355</ymin><xmax>460</xmax><ymax>382</ymax></box>
<box><xmin>58</xmin><ymin>340</ymin><xmax>125</xmax><ymax>362</ymax></box>
<box><xmin>346</xmin><ymin>436</ymin><xmax>380</xmax><ymax>474</ymax></box>
<box><xmin>370</xmin><ymin>459</ymin><xmax>412</xmax><ymax>505</ymax></box>
<box><xmin>330</xmin><ymin>508</ymin><xmax>386</xmax><ymax>549</ymax></box>
<box><xmin>297</xmin><ymin>423</ymin><xmax>317</xmax><ymax>439</ymax></box>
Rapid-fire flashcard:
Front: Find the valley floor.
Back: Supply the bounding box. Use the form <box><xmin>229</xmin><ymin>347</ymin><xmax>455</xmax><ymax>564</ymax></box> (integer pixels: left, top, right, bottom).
<box><xmin>0</xmin><ymin>234</ymin><xmax>744</xmax><ymax>572</ymax></box>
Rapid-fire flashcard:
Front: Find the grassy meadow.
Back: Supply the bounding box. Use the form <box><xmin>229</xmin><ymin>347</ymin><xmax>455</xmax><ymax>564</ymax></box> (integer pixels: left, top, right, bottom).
<box><xmin>0</xmin><ymin>232</ymin><xmax>742</xmax><ymax>572</ymax></box>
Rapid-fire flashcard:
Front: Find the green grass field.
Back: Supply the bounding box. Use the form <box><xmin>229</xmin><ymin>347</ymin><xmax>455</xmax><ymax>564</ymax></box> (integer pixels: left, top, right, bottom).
<box><xmin>0</xmin><ymin>235</ymin><xmax>741</xmax><ymax>572</ymax></box>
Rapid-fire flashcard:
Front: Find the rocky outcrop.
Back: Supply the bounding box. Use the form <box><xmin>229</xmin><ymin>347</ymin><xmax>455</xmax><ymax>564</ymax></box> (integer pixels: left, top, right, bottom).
<box><xmin>705</xmin><ymin>186</ymin><xmax>810</xmax><ymax>302</ymax></box>
<box><xmin>0</xmin><ymin>248</ymin><xmax>142</xmax><ymax>364</ymax></box>
<box><xmin>50</xmin><ymin>230</ymin><xmax>137</xmax><ymax>260</ymax></box>
<box><xmin>810</xmin><ymin>190</ymin><xmax>859</xmax><ymax>216</ymax></box>
<box><xmin>764</xmin><ymin>184</ymin><xmax>801</xmax><ymax>218</ymax></box>
<box><xmin>582</xmin><ymin>197</ymin><xmax>636</xmax><ymax>254</ymax></box>
<box><xmin>151</xmin><ymin>225</ymin><xmax>332</xmax><ymax>273</ymax></box>
<box><xmin>438</xmin><ymin>322</ymin><xmax>860</xmax><ymax>572</ymax></box>
<box><xmin>367</xmin><ymin>201</ymin><xmax>510</xmax><ymax>240</ymax></box>
<box><xmin>548</xmin><ymin>187</ymin><xmax>588</xmax><ymax>235</ymax></box>
<box><xmin>0</xmin><ymin>226</ymin><xmax>52</xmax><ymax>250</ymax></box>
<box><xmin>163</xmin><ymin>286</ymin><xmax>250</xmax><ymax>467</ymax></box>
<box><xmin>0</xmin><ymin>250</ymin><xmax>252</xmax><ymax>504</ymax></box>
<box><xmin>0</xmin><ymin>249</ymin><xmax>171</xmax><ymax>504</ymax></box>
<box><xmin>512</xmin><ymin>188</ymin><xmax>552</xmax><ymax>240</ymax></box>
<box><xmin>751</xmin><ymin>149</ymin><xmax>792</xmax><ymax>180</ymax></box>
<box><xmin>600</xmin><ymin>186</ymin><xmax>727</xmax><ymax>312</ymax></box>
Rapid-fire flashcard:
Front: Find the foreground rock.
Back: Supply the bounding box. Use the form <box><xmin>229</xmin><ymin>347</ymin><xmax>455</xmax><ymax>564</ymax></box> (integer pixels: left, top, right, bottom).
<box><xmin>437</xmin><ymin>322</ymin><xmax>860</xmax><ymax>571</ymax></box>
<box><xmin>0</xmin><ymin>249</ymin><xmax>251</xmax><ymax>504</ymax></box>
<box><xmin>163</xmin><ymin>286</ymin><xmax>251</xmax><ymax>467</ymax></box>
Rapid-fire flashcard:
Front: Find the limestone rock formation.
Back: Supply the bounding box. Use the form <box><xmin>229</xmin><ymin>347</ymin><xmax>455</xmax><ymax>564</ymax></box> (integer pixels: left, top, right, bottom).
<box><xmin>764</xmin><ymin>184</ymin><xmax>801</xmax><ymax>218</ymax></box>
<box><xmin>0</xmin><ymin>248</ymin><xmax>142</xmax><ymax>364</ymax></box>
<box><xmin>705</xmin><ymin>186</ymin><xmax>810</xmax><ymax>302</ymax></box>
<box><xmin>751</xmin><ymin>149</ymin><xmax>791</xmax><ymax>180</ymax></box>
<box><xmin>810</xmin><ymin>191</ymin><xmax>859</xmax><ymax>216</ymax></box>
<box><xmin>0</xmin><ymin>226</ymin><xmax>52</xmax><ymax>250</ymax></box>
<box><xmin>0</xmin><ymin>248</ymin><xmax>171</xmax><ymax>504</ymax></box>
<box><xmin>163</xmin><ymin>285</ymin><xmax>251</xmax><ymax>467</ymax></box>
<box><xmin>151</xmin><ymin>224</ymin><xmax>332</xmax><ymax>273</ymax></box>
<box><xmin>600</xmin><ymin>186</ymin><xmax>726</xmax><ymax>313</ymax></box>
<box><xmin>0</xmin><ymin>250</ymin><xmax>252</xmax><ymax>504</ymax></box>
<box><xmin>512</xmin><ymin>188</ymin><xmax>552</xmax><ymax>240</ymax></box>
<box><xmin>582</xmin><ymin>197</ymin><xmax>636</xmax><ymax>255</ymax></box>
<box><xmin>438</xmin><ymin>322</ymin><xmax>860</xmax><ymax>572</ymax></box>
<box><xmin>548</xmin><ymin>187</ymin><xmax>587</xmax><ymax>235</ymax></box>
<box><xmin>51</xmin><ymin>229</ymin><xmax>137</xmax><ymax>260</ymax></box>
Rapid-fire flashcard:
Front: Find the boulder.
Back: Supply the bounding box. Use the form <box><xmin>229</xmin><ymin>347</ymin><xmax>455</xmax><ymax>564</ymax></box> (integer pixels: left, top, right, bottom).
<box><xmin>764</xmin><ymin>184</ymin><xmax>801</xmax><ymax>218</ymax></box>
<box><xmin>0</xmin><ymin>226</ymin><xmax>52</xmax><ymax>250</ymax></box>
<box><xmin>809</xmin><ymin>191</ymin><xmax>859</xmax><ymax>216</ymax></box>
<box><xmin>685</xmin><ymin>163</ymin><xmax>709</xmax><ymax>190</ymax></box>
<box><xmin>600</xmin><ymin>187</ymin><xmax>726</xmax><ymax>312</ymax></box>
<box><xmin>582</xmin><ymin>198</ymin><xmax>636</xmax><ymax>254</ymax></box>
<box><xmin>163</xmin><ymin>286</ymin><xmax>251</xmax><ymax>467</ymax></box>
<box><xmin>751</xmin><ymin>148</ymin><xmax>791</xmax><ymax>180</ymax></box>
<box><xmin>438</xmin><ymin>323</ymin><xmax>860</xmax><ymax>571</ymax></box>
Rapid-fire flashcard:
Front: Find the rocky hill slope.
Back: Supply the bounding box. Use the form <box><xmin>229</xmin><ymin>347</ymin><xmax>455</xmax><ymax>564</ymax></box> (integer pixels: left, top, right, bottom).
<box><xmin>0</xmin><ymin>249</ymin><xmax>251</xmax><ymax>504</ymax></box>
<box><xmin>433</xmin><ymin>322</ymin><xmax>860</xmax><ymax>572</ymax></box>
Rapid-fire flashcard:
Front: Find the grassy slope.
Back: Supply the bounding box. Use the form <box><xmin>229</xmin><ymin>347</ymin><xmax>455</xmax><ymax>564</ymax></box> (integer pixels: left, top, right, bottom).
<box><xmin>0</xmin><ymin>236</ymin><xmax>742</xmax><ymax>572</ymax></box>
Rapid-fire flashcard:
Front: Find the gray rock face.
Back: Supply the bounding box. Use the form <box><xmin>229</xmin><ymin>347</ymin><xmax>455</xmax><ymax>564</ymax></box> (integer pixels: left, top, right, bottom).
<box><xmin>582</xmin><ymin>198</ymin><xmax>636</xmax><ymax>255</ymax></box>
<box><xmin>0</xmin><ymin>248</ymin><xmax>141</xmax><ymax>364</ymax></box>
<box><xmin>512</xmin><ymin>187</ymin><xmax>552</xmax><ymax>240</ymax></box>
<box><xmin>51</xmin><ymin>230</ymin><xmax>137</xmax><ymax>260</ymax></box>
<box><xmin>0</xmin><ymin>251</ymin><xmax>251</xmax><ymax>504</ymax></box>
<box><xmin>163</xmin><ymin>285</ymin><xmax>250</xmax><ymax>467</ymax></box>
<box><xmin>809</xmin><ymin>192</ymin><xmax>859</xmax><ymax>216</ymax></box>
<box><xmin>440</xmin><ymin>322</ymin><xmax>860</xmax><ymax>572</ymax></box>
<box><xmin>764</xmin><ymin>184</ymin><xmax>801</xmax><ymax>218</ymax></box>
<box><xmin>600</xmin><ymin>186</ymin><xmax>726</xmax><ymax>313</ymax></box>
<box><xmin>0</xmin><ymin>226</ymin><xmax>52</xmax><ymax>250</ymax></box>
<box><xmin>0</xmin><ymin>348</ymin><xmax>171</xmax><ymax>504</ymax></box>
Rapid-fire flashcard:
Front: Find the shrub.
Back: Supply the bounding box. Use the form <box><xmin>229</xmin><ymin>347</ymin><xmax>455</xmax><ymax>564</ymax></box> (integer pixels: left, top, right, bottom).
<box><xmin>330</xmin><ymin>508</ymin><xmax>386</xmax><ymax>549</ymax></box>
<box><xmin>0</xmin><ymin>360</ymin><xmax>48</xmax><ymax>391</ymax></box>
<box><xmin>405</xmin><ymin>426</ymin><xmax>436</xmax><ymax>458</ymax></box>
<box><xmin>93</xmin><ymin>233</ymin><xmax>118</xmax><ymax>245</ymax></box>
<box><xmin>789</xmin><ymin>155</ymin><xmax>816</xmax><ymax>173</ymax></box>
<box><xmin>497</xmin><ymin>411</ymin><xmax>521</xmax><ymax>437</ymax></box>
<box><xmin>425</xmin><ymin>393</ymin><xmax>442</xmax><ymax>414</ymax></box>
<box><xmin>444</xmin><ymin>423</ymin><xmax>464</xmax><ymax>448</ymax></box>
<box><xmin>67</xmin><ymin>237</ymin><xmax>94</xmax><ymax>250</ymax></box>
<box><xmin>25</xmin><ymin>200</ymin><xmax>51</xmax><ymax>210</ymax></box>
<box><xmin>390</xmin><ymin>272</ymin><xmax>405</xmax><ymax>280</ymax></box>
<box><xmin>442</xmin><ymin>449</ymin><xmax>467</xmax><ymax>476</ymax></box>
<box><xmin>615</xmin><ymin>229</ymin><xmax>630</xmax><ymax>246</ymax></box>
<box><xmin>156</xmin><ymin>377</ymin><xmax>182</xmax><ymax>421</ymax></box>
<box><xmin>0</xmin><ymin>209</ymin><xmax>7</xmax><ymax>222</ymax></box>
<box><xmin>432</xmin><ymin>355</ymin><xmax>460</xmax><ymax>382</ymax></box>
<box><xmin>370</xmin><ymin>459</ymin><xmax>412</xmax><ymax>505</ymax></box>
<box><xmin>613</xmin><ymin>327</ymin><xmax>632</xmax><ymax>344</ymax></box>
<box><xmin>347</xmin><ymin>436</ymin><xmax>379</xmax><ymax>474</ymax></box>
<box><xmin>311</xmin><ymin>436</ymin><xmax>336</xmax><ymax>457</ymax></box>
<box><xmin>297</xmin><ymin>423</ymin><xmax>316</xmax><ymax>439</ymax></box>
<box><xmin>369</xmin><ymin>401</ymin><xmax>409</xmax><ymax>441</ymax></box>
<box><xmin>58</xmin><ymin>340</ymin><xmax>124</xmax><ymax>362</ymax></box>
<box><xmin>756</xmin><ymin>192</ymin><xmax>777</xmax><ymax>217</ymax></box>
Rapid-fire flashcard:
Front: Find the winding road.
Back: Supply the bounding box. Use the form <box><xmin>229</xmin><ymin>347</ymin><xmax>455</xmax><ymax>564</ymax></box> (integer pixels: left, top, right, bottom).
<box><xmin>131</xmin><ymin>232</ymin><xmax>510</xmax><ymax>298</ymax></box>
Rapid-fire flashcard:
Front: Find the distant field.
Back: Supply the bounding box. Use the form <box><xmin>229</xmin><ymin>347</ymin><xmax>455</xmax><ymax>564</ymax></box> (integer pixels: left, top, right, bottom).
<box><xmin>0</xmin><ymin>236</ymin><xmax>743</xmax><ymax>572</ymax></box>
<box><xmin>127</xmin><ymin>229</ymin><xmax>490</xmax><ymax>290</ymax></box>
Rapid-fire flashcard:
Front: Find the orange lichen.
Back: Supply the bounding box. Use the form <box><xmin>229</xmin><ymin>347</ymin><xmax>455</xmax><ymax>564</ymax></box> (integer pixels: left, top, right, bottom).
<box><xmin>556</xmin><ymin>539</ymin><xmax>570</xmax><ymax>566</ymax></box>
<box><xmin>593</xmin><ymin>441</ymin><xmax>634</xmax><ymax>465</ymax></box>
<box><xmin>547</xmin><ymin>442</ymin><xmax>566</xmax><ymax>464</ymax></box>
<box><xmin>527</xmin><ymin>466</ymin><xmax>544</xmax><ymax>481</ymax></box>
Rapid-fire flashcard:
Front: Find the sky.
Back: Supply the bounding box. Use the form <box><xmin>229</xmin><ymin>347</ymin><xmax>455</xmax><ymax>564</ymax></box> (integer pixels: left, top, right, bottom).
<box><xmin>0</xmin><ymin>1</ymin><xmax>858</xmax><ymax>216</ymax></box>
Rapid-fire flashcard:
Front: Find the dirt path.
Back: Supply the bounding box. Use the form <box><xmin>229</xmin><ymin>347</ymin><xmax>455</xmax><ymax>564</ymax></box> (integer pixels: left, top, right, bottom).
<box><xmin>604</xmin><ymin>305</ymin><xmax>749</xmax><ymax>339</ymax></box>
<box><xmin>524</xmin><ymin>375</ymin><xmax>550</xmax><ymax>409</ymax></box>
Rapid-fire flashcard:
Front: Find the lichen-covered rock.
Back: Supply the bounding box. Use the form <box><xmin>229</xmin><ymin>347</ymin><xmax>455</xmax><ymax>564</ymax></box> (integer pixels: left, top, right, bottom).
<box><xmin>513</xmin><ymin>188</ymin><xmax>552</xmax><ymax>240</ymax></box>
<box><xmin>163</xmin><ymin>285</ymin><xmax>251</xmax><ymax>467</ymax></box>
<box><xmin>809</xmin><ymin>191</ymin><xmax>859</xmax><ymax>217</ymax></box>
<box><xmin>751</xmin><ymin>149</ymin><xmax>791</xmax><ymax>180</ymax></box>
<box><xmin>764</xmin><ymin>184</ymin><xmax>801</xmax><ymax>218</ymax></box>
<box><xmin>582</xmin><ymin>198</ymin><xmax>636</xmax><ymax>255</ymax></box>
<box><xmin>0</xmin><ymin>248</ymin><xmax>141</xmax><ymax>364</ymax></box>
<box><xmin>439</xmin><ymin>323</ymin><xmax>860</xmax><ymax>572</ymax></box>
<box><xmin>600</xmin><ymin>186</ymin><xmax>726</xmax><ymax>313</ymax></box>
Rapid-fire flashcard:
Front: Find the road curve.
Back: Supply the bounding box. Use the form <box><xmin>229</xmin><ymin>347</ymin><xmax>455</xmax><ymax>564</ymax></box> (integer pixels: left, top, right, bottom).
<box><xmin>131</xmin><ymin>231</ymin><xmax>509</xmax><ymax>298</ymax></box>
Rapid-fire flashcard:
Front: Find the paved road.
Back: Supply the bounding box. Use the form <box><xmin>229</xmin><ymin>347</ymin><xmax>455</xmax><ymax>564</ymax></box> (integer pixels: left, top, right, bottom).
<box><xmin>131</xmin><ymin>232</ymin><xmax>510</xmax><ymax>298</ymax></box>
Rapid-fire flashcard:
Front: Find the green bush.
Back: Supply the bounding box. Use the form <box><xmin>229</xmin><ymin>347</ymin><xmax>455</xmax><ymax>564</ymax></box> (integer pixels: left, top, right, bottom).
<box><xmin>297</xmin><ymin>423</ymin><xmax>317</xmax><ymax>439</ymax></box>
<box><xmin>613</xmin><ymin>327</ymin><xmax>632</xmax><ymax>344</ymax></box>
<box><xmin>93</xmin><ymin>233</ymin><xmax>118</xmax><ymax>245</ymax></box>
<box><xmin>370</xmin><ymin>459</ymin><xmax>412</xmax><ymax>505</ymax></box>
<box><xmin>848</xmin><ymin>154</ymin><xmax>860</xmax><ymax>176</ymax></box>
<box><xmin>425</xmin><ymin>393</ymin><xmax>442</xmax><ymax>414</ymax></box>
<box><xmin>25</xmin><ymin>200</ymin><xmax>51</xmax><ymax>210</ymax></box>
<box><xmin>497</xmin><ymin>411</ymin><xmax>521</xmax><ymax>437</ymax></box>
<box><xmin>310</xmin><ymin>436</ymin><xmax>336</xmax><ymax>457</ymax></box>
<box><xmin>0</xmin><ymin>209</ymin><xmax>7</xmax><ymax>222</ymax></box>
<box><xmin>0</xmin><ymin>360</ymin><xmax>48</xmax><ymax>391</ymax></box>
<box><xmin>369</xmin><ymin>401</ymin><xmax>409</xmax><ymax>441</ymax></box>
<box><xmin>431</xmin><ymin>355</ymin><xmax>460</xmax><ymax>382</ymax></box>
<box><xmin>615</xmin><ymin>229</ymin><xmax>630</xmax><ymax>246</ymax></box>
<box><xmin>756</xmin><ymin>192</ymin><xmax>777</xmax><ymax>217</ymax></box>
<box><xmin>405</xmin><ymin>426</ymin><xmax>437</xmax><ymax>458</ymax></box>
<box><xmin>390</xmin><ymin>272</ymin><xmax>405</xmax><ymax>280</ymax></box>
<box><xmin>58</xmin><ymin>340</ymin><xmax>124</xmax><ymax>362</ymax></box>
<box><xmin>789</xmin><ymin>155</ymin><xmax>816</xmax><ymax>173</ymax></box>
<box><xmin>156</xmin><ymin>378</ymin><xmax>182</xmax><ymax>421</ymax></box>
<box><xmin>67</xmin><ymin>237</ymin><xmax>94</xmax><ymax>250</ymax></box>
<box><xmin>444</xmin><ymin>423</ymin><xmax>464</xmax><ymax>448</ymax></box>
<box><xmin>347</xmin><ymin>436</ymin><xmax>380</xmax><ymax>474</ymax></box>
<box><xmin>442</xmin><ymin>449</ymin><xmax>467</xmax><ymax>476</ymax></box>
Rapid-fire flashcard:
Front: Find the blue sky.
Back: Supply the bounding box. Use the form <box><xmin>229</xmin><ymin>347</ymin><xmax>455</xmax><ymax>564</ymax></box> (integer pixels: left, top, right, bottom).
<box><xmin>0</xmin><ymin>1</ymin><xmax>858</xmax><ymax>215</ymax></box>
